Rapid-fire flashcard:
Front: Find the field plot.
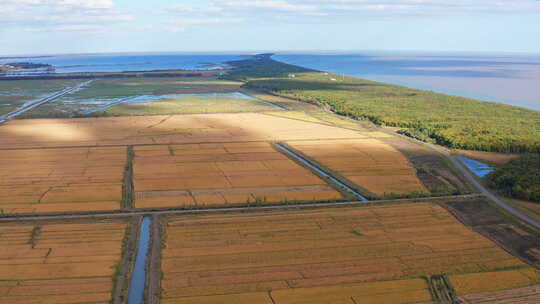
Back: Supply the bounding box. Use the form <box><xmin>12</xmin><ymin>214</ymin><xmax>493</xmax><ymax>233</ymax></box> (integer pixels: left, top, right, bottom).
<box><xmin>99</xmin><ymin>94</ymin><xmax>278</xmax><ymax>116</ymax></box>
<box><xmin>450</xmin><ymin>268</ymin><xmax>540</xmax><ymax>296</ymax></box>
<box><xmin>0</xmin><ymin>220</ymin><xmax>127</xmax><ymax>303</ymax></box>
<box><xmin>286</xmin><ymin>139</ymin><xmax>427</xmax><ymax>197</ymax></box>
<box><xmin>160</xmin><ymin>202</ymin><xmax>538</xmax><ymax>303</ymax></box>
<box><xmin>19</xmin><ymin>77</ymin><xmax>250</xmax><ymax>118</ymax></box>
<box><xmin>442</xmin><ymin>199</ymin><xmax>540</xmax><ymax>265</ymax></box>
<box><xmin>457</xmin><ymin>284</ymin><xmax>540</xmax><ymax>303</ymax></box>
<box><xmin>133</xmin><ymin>142</ymin><xmax>342</xmax><ymax>208</ymax></box>
<box><xmin>0</xmin><ymin>113</ymin><xmax>364</xmax><ymax>149</ymax></box>
<box><xmin>0</xmin><ymin>79</ymin><xmax>81</xmax><ymax>116</ymax></box>
<box><xmin>0</xmin><ymin>147</ymin><xmax>125</xmax><ymax>214</ymax></box>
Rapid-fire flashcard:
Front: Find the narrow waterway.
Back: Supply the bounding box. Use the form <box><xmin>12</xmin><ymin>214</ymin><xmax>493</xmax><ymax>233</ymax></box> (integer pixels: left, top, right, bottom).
<box><xmin>274</xmin><ymin>143</ymin><xmax>369</xmax><ymax>201</ymax></box>
<box><xmin>128</xmin><ymin>216</ymin><xmax>151</xmax><ymax>304</ymax></box>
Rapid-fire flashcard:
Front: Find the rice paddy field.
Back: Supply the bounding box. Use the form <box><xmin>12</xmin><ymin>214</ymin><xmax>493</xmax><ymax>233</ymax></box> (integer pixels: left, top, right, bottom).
<box><xmin>0</xmin><ymin>112</ymin><xmax>471</xmax><ymax>213</ymax></box>
<box><xmin>160</xmin><ymin>202</ymin><xmax>540</xmax><ymax>303</ymax></box>
<box><xmin>1</xmin><ymin>74</ymin><xmax>539</xmax><ymax>304</ymax></box>
<box><xmin>0</xmin><ymin>113</ymin><xmax>364</xmax><ymax>149</ymax></box>
<box><xmin>133</xmin><ymin>142</ymin><xmax>343</xmax><ymax>208</ymax></box>
<box><xmin>0</xmin><ymin>220</ymin><xmax>128</xmax><ymax>303</ymax></box>
<box><xmin>0</xmin><ymin>79</ymin><xmax>81</xmax><ymax>116</ymax></box>
<box><xmin>0</xmin><ymin>147</ymin><xmax>126</xmax><ymax>215</ymax></box>
<box><xmin>95</xmin><ymin>95</ymin><xmax>279</xmax><ymax>116</ymax></box>
<box><xmin>17</xmin><ymin>77</ymin><xmax>315</xmax><ymax>118</ymax></box>
<box><xmin>286</xmin><ymin>139</ymin><xmax>428</xmax><ymax>198</ymax></box>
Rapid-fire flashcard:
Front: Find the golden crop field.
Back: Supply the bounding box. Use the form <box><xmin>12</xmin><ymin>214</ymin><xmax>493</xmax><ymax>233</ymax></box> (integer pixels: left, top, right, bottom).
<box><xmin>0</xmin><ymin>147</ymin><xmax>125</xmax><ymax>215</ymax></box>
<box><xmin>0</xmin><ymin>220</ymin><xmax>127</xmax><ymax>303</ymax></box>
<box><xmin>0</xmin><ymin>113</ymin><xmax>364</xmax><ymax>149</ymax></box>
<box><xmin>160</xmin><ymin>203</ymin><xmax>538</xmax><ymax>303</ymax></box>
<box><xmin>287</xmin><ymin>139</ymin><xmax>427</xmax><ymax>196</ymax></box>
<box><xmin>133</xmin><ymin>142</ymin><xmax>342</xmax><ymax>208</ymax></box>
<box><xmin>450</xmin><ymin>268</ymin><xmax>540</xmax><ymax>295</ymax></box>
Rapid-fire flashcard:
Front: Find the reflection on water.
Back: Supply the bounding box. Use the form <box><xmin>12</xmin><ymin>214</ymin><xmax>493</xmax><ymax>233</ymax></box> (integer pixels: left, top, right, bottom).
<box><xmin>72</xmin><ymin>92</ymin><xmax>262</xmax><ymax>113</ymax></box>
<box><xmin>274</xmin><ymin>52</ymin><xmax>540</xmax><ymax>110</ymax></box>
<box><xmin>458</xmin><ymin>156</ymin><xmax>494</xmax><ymax>178</ymax></box>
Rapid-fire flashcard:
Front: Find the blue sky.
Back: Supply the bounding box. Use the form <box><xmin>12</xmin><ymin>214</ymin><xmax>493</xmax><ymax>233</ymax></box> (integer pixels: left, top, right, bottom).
<box><xmin>2</xmin><ymin>0</ymin><xmax>540</xmax><ymax>55</ymax></box>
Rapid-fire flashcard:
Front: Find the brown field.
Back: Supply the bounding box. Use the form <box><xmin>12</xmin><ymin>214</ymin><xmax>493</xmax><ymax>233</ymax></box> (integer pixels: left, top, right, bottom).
<box><xmin>0</xmin><ymin>220</ymin><xmax>127</xmax><ymax>303</ymax></box>
<box><xmin>160</xmin><ymin>202</ymin><xmax>538</xmax><ymax>303</ymax></box>
<box><xmin>133</xmin><ymin>143</ymin><xmax>342</xmax><ymax>208</ymax></box>
<box><xmin>287</xmin><ymin>139</ymin><xmax>427</xmax><ymax>197</ymax></box>
<box><xmin>0</xmin><ymin>147</ymin><xmax>126</xmax><ymax>215</ymax></box>
<box><xmin>0</xmin><ymin>113</ymin><xmax>364</xmax><ymax>149</ymax></box>
<box><xmin>458</xmin><ymin>284</ymin><xmax>540</xmax><ymax>303</ymax></box>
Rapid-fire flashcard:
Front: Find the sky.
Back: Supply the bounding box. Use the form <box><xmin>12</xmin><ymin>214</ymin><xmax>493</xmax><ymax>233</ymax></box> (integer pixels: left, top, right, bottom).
<box><xmin>1</xmin><ymin>0</ymin><xmax>540</xmax><ymax>55</ymax></box>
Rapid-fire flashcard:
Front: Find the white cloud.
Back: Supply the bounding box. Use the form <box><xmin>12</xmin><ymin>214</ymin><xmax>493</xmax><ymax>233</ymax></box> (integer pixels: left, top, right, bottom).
<box><xmin>162</xmin><ymin>0</ymin><xmax>540</xmax><ymax>28</ymax></box>
<box><xmin>0</xmin><ymin>0</ymin><xmax>131</xmax><ymax>32</ymax></box>
<box><xmin>220</xmin><ymin>0</ymin><xmax>316</xmax><ymax>12</ymax></box>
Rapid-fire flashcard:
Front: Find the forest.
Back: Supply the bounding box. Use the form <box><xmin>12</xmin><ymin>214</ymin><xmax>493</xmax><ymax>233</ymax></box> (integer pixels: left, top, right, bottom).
<box><xmin>225</xmin><ymin>56</ymin><xmax>540</xmax><ymax>153</ymax></box>
<box><xmin>486</xmin><ymin>154</ymin><xmax>540</xmax><ymax>202</ymax></box>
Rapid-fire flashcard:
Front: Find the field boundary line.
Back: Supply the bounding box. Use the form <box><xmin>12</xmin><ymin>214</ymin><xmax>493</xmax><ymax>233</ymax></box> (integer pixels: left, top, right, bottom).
<box><xmin>0</xmin><ymin>193</ymin><xmax>483</xmax><ymax>222</ymax></box>
<box><xmin>0</xmin><ymin>137</ymin><xmax>365</xmax><ymax>151</ymax></box>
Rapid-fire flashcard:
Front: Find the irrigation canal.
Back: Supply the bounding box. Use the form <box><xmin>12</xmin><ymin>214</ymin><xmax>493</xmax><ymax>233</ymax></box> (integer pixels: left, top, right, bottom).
<box><xmin>128</xmin><ymin>216</ymin><xmax>151</xmax><ymax>304</ymax></box>
<box><xmin>274</xmin><ymin>143</ymin><xmax>369</xmax><ymax>201</ymax></box>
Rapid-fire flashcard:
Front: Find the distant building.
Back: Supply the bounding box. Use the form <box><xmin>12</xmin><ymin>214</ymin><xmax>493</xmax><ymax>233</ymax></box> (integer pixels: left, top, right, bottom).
<box><xmin>288</xmin><ymin>74</ymin><xmax>296</xmax><ymax>78</ymax></box>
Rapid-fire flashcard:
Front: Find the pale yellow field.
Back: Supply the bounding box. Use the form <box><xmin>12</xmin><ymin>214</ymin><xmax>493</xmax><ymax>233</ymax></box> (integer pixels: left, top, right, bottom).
<box><xmin>0</xmin><ymin>147</ymin><xmax>126</xmax><ymax>214</ymax></box>
<box><xmin>133</xmin><ymin>143</ymin><xmax>342</xmax><ymax>208</ymax></box>
<box><xmin>287</xmin><ymin>139</ymin><xmax>427</xmax><ymax>196</ymax></box>
<box><xmin>160</xmin><ymin>203</ymin><xmax>537</xmax><ymax>303</ymax></box>
<box><xmin>0</xmin><ymin>221</ymin><xmax>127</xmax><ymax>303</ymax></box>
<box><xmin>0</xmin><ymin>113</ymin><xmax>364</xmax><ymax>149</ymax></box>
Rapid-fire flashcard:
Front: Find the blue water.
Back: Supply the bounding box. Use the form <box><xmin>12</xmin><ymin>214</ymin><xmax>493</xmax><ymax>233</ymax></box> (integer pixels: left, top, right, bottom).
<box><xmin>82</xmin><ymin>92</ymin><xmax>272</xmax><ymax>113</ymax></box>
<box><xmin>128</xmin><ymin>217</ymin><xmax>151</xmax><ymax>304</ymax></box>
<box><xmin>3</xmin><ymin>52</ymin><xmax>539</xmax><ymax>110</ymax></box>
<box><xmin>274</xmin><ymin>52</ymin><xmax>540</xmax><ymax>110</ymax></box>
<box><xmin>458</xmin><ymin>156</ymin><xmax>494</xmax><ymax>178</ymax></box>
<box><xmin>0</xmin><ymin>53</ymin><xmax>247</xmax><ymax>73</ymax></box>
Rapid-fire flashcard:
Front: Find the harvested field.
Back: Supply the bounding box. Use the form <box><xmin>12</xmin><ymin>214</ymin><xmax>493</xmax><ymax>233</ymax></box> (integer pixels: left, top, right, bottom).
<box><xmin>133</xmin><ymin>143</ymin><xmax>342</xmax><ymax>208</ymax></box>
<box><xmin>0</xmin><ymin>113</ymin><xmax>364</xmax><ymax>149</ymax></box>
<box><xmin>0</xmin><ymin>220</ymin><xmax>127</xmax><ymax>303</ymax></box>
<box><xmin>286</xmin><ymin>139</ymin><xmax>427</xmax><ymax>197</ymax></box>
<box><xmin>0</xmin><ymin>147</ymin><xmax>125</xmax><ymax>215</ymax></box>
<box><xmin>160</xmin><ymin>203</ymin><xmax>535</xmax><ymax>303</ymax></box>
<box><xmin>458</xmin><ymin>284</ymin><xmax>540</xmax><ymax>303</ymax></box>
<box><xmin>383</xmin><ymin>136</ymin><xmax>471</xmax><ymax>195</ymax></box>
<box><xmin>442</xmin><ymin>199</ymin><xmax>540</xmax><ymax>264</ymax></box>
